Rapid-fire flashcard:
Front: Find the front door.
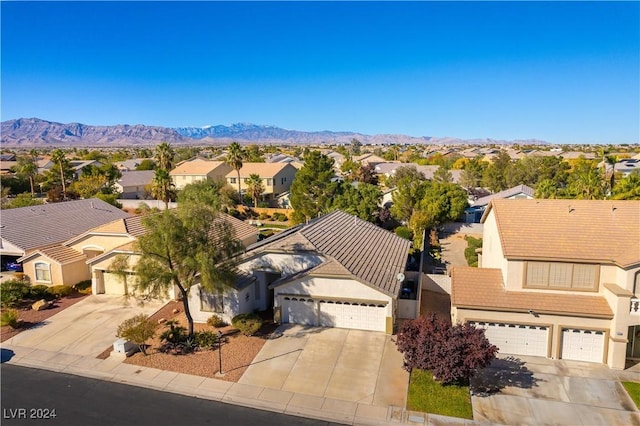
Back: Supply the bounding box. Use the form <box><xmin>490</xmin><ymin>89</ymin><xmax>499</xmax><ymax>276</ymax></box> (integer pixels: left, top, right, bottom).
<box><xmin>627</xmin><ymin>326</ymin><xmax>640</xmax><ymax>359</ymax></box>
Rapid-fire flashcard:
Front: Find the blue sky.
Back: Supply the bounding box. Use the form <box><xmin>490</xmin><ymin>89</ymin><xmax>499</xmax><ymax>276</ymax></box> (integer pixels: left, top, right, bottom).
<box><xmin>1</xmin><ymin>1</ymin><xmax>639</xmax><ymax>144</ymax></box>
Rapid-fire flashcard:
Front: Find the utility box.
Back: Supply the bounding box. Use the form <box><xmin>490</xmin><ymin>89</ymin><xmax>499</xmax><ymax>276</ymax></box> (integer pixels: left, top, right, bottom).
<box><xmin>113</xmin><ymin>338</ymin><xmax>135</xmax><ymax>354</ymax></box>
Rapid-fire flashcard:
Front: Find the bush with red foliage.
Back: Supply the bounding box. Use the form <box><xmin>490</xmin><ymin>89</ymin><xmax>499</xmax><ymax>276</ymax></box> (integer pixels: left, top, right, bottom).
<box><xmin>396</xmin><ymin>313</ymin><xmax>497</xmax><ymax>385</ymax></box>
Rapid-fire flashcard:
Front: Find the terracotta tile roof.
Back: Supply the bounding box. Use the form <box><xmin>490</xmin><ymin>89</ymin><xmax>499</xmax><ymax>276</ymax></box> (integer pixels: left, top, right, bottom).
<box><xmin>451</xmin><ymin>266</ymin><xmax>613</xmax><ymax>318</ymax></box>
<box><xmin>1</xmin><ymin>198</ymin><xmax>130</xmax><ymax>253</ymax></box>
<box><xmin>170</xmin><ymin>159</ymin><xmax>228</xmax><ymax>176</ymax></box>
<box><xmin>225</xmin><ymin>162</ymin><xmax>293</xmax><ymax>178</ymax></box>
<box><xmin>21</xmin><ymin>245</ymin><xmax>86</xmax><ymax>265</ymax></box>
<box><xmin>484</xmin><ymin>199</ymin><xmax>640</xmax><ymax>268</ymax></box>
<box><xmin>254</xmin><ymin>210</ymin><xmax>411</xmax><ymax>297</ymax></box>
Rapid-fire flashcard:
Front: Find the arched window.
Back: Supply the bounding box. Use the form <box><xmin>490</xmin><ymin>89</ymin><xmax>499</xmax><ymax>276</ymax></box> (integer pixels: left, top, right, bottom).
<box><xmin>34</xmin><ymin>262</ymin><xmax>51</xmax><ymax>282</ymax></box>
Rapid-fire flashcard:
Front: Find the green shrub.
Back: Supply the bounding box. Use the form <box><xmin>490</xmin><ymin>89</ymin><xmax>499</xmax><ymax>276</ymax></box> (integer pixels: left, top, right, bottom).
<box><xmin>73</xmin><ymin>280</ymin><xmax>92</xmax><ymax>295</ymax></box>
<box><xmin>206</xmin><ymin>314</ymin><xmax>227</xmax><ymax>328</ymax></box>
<box><xmin>231</xmin><ymin>313</ymin><xmax>263</xmax><ymax>336</ymax></box>
<box><xmin>159</xmin><ymin>320</ymin><xmax>188</xmax><ymax>344</ymax></box>
<box><xmin>116</xmin><ymin>314</ymin><xmax>156</xmax><ymax>356</ymax></box>
<box><xmin>258</xmin><ymin>212</ymin><xmax>271</xmax><ymax>220</ymax></box>
<box><xmin>272</xmin><ymin>212</ymin><xmax>288</xmax><ymax>222</ymax></box>
<box><xmin>228</xmin><ymin>208</ymin><xmax>240</xmax><ymax>218</ymax></box>
<box><xmin>29</xmin><ymin>284</ymin><xmax>55</xmax><ymax>301</ymax></box>
<box><xmin>0</xmin><ymin>279</ymin><xmax>30</xmax><ymax>308</ymax></box>
<box><xmin>394</xmin><ymin>226</ymin><xmax>414</xmax><ymax>241</ymax></box>
<box><xmin>0</xmin><ymin>309</ymin><xmax>20</xmax><ymax>328</ymax></box>
<box><xmin>194</xmin><ymin>330</ymin><xmax>219</xmax><ymax>349</ymax></box>
<box><xmin>464</xmin><ymin>236</ymin><xmax>483</xmax><ymax>267</ymax></box>
<box><xmin>46</xmin><ymin>285</ymin><xmax>74</xmax><ymax>298</ymax></box>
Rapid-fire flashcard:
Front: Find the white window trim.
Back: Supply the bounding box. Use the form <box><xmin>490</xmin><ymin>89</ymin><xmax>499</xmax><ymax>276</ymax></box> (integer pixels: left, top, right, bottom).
<box><xmin>34</xmin><ymin>261</ymin><xmax>52</xmax><ymax>283</ymax></box>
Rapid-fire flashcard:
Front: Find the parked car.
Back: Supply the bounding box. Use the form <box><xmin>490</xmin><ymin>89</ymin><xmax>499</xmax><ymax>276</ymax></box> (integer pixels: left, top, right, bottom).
<box><xmin>4</xmin><ymin>262</ymin><xmax>23</xmax><ymax>272</ymax></box>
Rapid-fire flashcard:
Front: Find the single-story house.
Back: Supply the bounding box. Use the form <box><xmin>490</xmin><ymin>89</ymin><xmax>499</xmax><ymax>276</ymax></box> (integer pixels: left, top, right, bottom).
<box><xmin>464</xmin><ymin>184</ymin><xmax>534</xmax><ymax>223</ymax></box>
<box><xmin>188</xmin><ymin>210</ymin><xmax>415</xmax><ymax>332</ymax></box>
<box><xmin>114</xmin><ymin>170</ymin><xmax>155</xmax><ymax>199</ymax></box>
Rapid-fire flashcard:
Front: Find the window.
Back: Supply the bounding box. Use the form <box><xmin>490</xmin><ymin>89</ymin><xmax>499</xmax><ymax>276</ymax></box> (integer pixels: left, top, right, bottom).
<box><xmin>229</xmin><ymin>178</ymin><xmax>236</xmax><ymax>184</ymax></box>
<box><xmin>244</xmin><ymin>178</ymin><xmax>249</xmax><ymax>184</ymax></box>
<box><xmin>281</xmin><ymin>177</ymin><xmax>286</xmax><ymax>185</ymax></box>
<box><xmin>524</xmin><ymin>262</ymin><xmax>599</xmax><ymax>291</ymax></box>
<box><xmin>200</xmin><ymin>290</ymin><xmax>223</xmax><ymax>313</ymax></box>
<box><xmin>34</xmin><ymin>262</ymin><xmax>51</xmax><ymax>282</ymax></box>
<box><xmin>266</xmin><ymin>178</ymin><xmax>272</xmax><ymax>186</ymax></box>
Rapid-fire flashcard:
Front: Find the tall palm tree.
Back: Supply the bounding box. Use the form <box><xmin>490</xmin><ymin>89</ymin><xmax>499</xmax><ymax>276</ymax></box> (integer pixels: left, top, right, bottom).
<box><xmin>151</xmin><ymin>169</ymin><xmax>175</xmax><ymax>210</ymax></box>
<box><xmin>16</xmin><ymin>154</ymin><xmax>38</xmax><ymax>195</ymax></box>
<box><xmin>51</xmin><ymin>149</ymin><xmax>68</xmax><ymax>198</ymax></box>
<box><xmin>246</xmin><ymin>174</ymin><xmax>265</xmax><ymax>207</ymax></box>
<box><xmin>154</xmin><ymin>142</ymin><xmax>175</xmax><ymax>171</ymax></box>
<box><xmin>225</xmin><ymin>141</ymin><xmax>245</xmax><ymax>201</ymax></box>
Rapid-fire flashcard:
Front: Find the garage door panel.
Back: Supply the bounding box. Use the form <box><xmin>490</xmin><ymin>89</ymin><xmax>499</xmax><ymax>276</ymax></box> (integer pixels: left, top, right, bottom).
<box><xmin>103</xmin><ymin>272</ymin><xmax>125</xmax><ymax>295</ymax></box>
<box><xmin>283</xmin><ymin>297</ymin><xmax>316</xmax><ymax>325</ymax></box>
<box><xmin>561</xmin><ymin>328</ymin><xmax>604</xmax><ymax>363</ymax></box>
<box><xmin>319</xmin><ymin>301</ymin><xmax>385</xmax><ymax>332</ymax></box>
<box><xmin>471</xmin><ymin>321</ymin><xmax>548</xmax><ymax>357</ymax></box>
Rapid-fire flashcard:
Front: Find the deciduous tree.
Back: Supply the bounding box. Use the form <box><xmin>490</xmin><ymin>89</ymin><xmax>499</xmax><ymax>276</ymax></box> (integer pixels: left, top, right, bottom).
<box><xmin>133</xmin><ymin>204</ymin><xmax>243</xmax><ymax>336</ymax></box>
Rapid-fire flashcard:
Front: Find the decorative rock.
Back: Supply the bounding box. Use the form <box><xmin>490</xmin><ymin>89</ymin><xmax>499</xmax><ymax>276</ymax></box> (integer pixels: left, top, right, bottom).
<box><xmin>172</xmin><ymin>308</ymin><xmax>180</xmax><ymax>314</ymax></box>
<box><xmin>32</xmin><ymin>299</ymin><xmax>50</xmax><ymax>311</ymax></box>
<box><xmin>157</xmin><ymin>318</ymin><xmax>167</xmax><ymax>324</ymax></box>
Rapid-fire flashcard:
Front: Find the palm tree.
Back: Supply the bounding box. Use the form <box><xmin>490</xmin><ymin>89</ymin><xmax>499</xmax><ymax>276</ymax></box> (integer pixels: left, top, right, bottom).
<box><xmin>225</xmin><ymin>141</ymin><xmax>245</xmax><ymax>201</ymax></box>
<box><xmin>16</xmin><ymin>154</ymin><xmax>38</xmax><ymax>195</ymax></box>
<box><xmin>51</xmin><ymin>149</ymin><xmax>68</xmax><ymax>198</ymax></box>
<box><xmin>154</xmin><ymin>142</ymin><xmax>175</xmax><ymax>171</ymax></box>
<box><xmin>246</xmin><ymin>174</ymin><xmax>265</xmax><ymax>207</ymax></box>
<box><xmin>151</xmin><ymin>169</ymin><xmax>175</xmax><ymax>209</ymax></box>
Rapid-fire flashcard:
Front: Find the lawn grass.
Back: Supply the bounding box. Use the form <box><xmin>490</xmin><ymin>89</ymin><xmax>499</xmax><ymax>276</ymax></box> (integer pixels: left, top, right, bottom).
<box><xmin>622</xmin><ymin>381</ymin><xmax>640</xmax><ymax>409</ymax></box>
<box><xmin>406</xmin><ymin>369</ymin><xmax>473</xmax><ymax>419</ymax></box>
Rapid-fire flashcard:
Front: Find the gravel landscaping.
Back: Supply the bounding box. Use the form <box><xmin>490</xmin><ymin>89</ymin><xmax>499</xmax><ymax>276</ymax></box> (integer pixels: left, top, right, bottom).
<box><xmin>113</xmin><ymin>300</ymin><xmax>276</xmax><ymax>383</ymax></box>
<box><xmin>1</xmin><ymin>293</ymin><xmax>89</xmax><ymax>342</ymax></box>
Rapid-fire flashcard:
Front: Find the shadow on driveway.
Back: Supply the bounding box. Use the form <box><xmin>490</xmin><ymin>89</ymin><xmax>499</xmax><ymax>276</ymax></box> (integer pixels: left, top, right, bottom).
<box><xmin>471</xmin><ymin>356</ymin><xmax>539</xmax><ymax>396</ymax></box>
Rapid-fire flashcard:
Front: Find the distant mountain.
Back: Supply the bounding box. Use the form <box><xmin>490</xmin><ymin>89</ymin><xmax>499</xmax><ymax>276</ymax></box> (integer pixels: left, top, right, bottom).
<box><xmin>1</xmin><ymin>118</ymin><xmax>189</xmax><ymax>146</ymax></box>
<box><xmin>1</xmin><ymin>117</ymin><xmax>550</xmax><ymax>147</ymax></box>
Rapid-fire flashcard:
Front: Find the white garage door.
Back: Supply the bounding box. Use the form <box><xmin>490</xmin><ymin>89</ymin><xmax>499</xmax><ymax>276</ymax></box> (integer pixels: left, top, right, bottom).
<box><xmin>470</xmin><ymin>321</ymin><xmax>549</xmax><ymax>357</ymax></box>
<box><xmin>282</xmin><ymin>297</ymin><xmax>316</xmax><ymax>325</ymax></box>
<box><xmin>561</xmin><ymin>328</ymin><xmax>605</xmax><ymax>363</ymax></box>
<box><xmin>319</xmin><ymin>301</ymin><xmax>386</xmax><ymax>332</ymax></box>
<box><xmin>103</xmin><ymin>272</ymin><xmax>126</xmax><ymax>295</ymax></box>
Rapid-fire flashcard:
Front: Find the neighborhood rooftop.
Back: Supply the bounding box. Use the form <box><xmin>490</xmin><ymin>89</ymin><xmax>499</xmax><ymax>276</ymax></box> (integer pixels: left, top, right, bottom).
<box><xmin>0</xmin><ymin>198</ymin><xmax>130</xmax><ymax>255</ymax></box>
<box><xmin>472</xmin><ymin>184</ymin><xmax>535</xmax><ymax>207</ymax></box>
<box><xmin>116</xmin><ymin>170</ymin><xmax>155</xmax><ymax>187</ymax></box>
<box><xmin>451</xmin><ymin>266</ymin><xmax>614</xmax><ymax>318</ymax></box>
<box><xmin>483</xmin><ymin>199</ymin><xmax>640</xmax><ymax>268</ymax></box>
<box><xmin>169</xmin><ymin>159</ymin><xmax>227</xmax><ymax>175</ymax></box>
<box><xmin>249</xmin><ymin>210</ymin><xmax>412</xmax><ymax>297</ymax></box>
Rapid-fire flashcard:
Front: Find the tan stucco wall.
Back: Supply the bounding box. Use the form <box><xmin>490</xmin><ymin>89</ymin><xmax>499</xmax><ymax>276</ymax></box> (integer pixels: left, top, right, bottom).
<box><xmin>272</xmin><ymin>165</ymin><xmax>297</xmax><ymax>195</ymax></box>
<box><xmin>453</xmin><ymin>308</ymin><xmax>619</xmax><ymax>367</ymax></box>
<box><xmin>61</xmin><ymin>259</ymin><xmax>91</xmax><ymax>286</ymax></box>
<box><xmin>67</xmin><ymin>234</ymin><xmax>134</xmax><ymax>254</ymax></box>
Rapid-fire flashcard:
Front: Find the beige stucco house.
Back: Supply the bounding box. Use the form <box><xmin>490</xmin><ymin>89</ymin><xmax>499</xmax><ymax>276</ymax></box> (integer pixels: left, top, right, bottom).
<box><xmin>189</xmin><ymin>210</ymin><xmax>416</xmax><ymax>332</ymax></box>
<box><xmin>225</xmin><ymin>163</ymin><xmax>297</xmax><ymax>200</ymax></box>
<box><xmin>450</xmin><ymin>199</ymin><xmax>640</xmax><ymax>369</ymax></box>
<box><xmin>169</xmin><ymin>159</ymin><xmax>233</xmax><ymax>190</ymax></box>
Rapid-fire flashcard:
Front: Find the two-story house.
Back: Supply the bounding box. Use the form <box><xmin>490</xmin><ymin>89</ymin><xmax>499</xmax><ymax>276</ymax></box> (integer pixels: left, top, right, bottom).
<box><xmin>450</xmin><ymin>199</ymin><xmax>640</xmax><ymax>369</ymax></box>
<box><xmin>169</xmin><ymin>159</ymin><xmax>232</xmax><ymax>190</ymax></box>
<box><xmin>225</xmin><ymin>163</ymin><xmax>297</xmax><ymax>201</ymax></box>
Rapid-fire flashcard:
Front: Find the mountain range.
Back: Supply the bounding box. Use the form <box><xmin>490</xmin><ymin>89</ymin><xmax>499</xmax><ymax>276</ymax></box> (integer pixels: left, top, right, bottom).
<box><xmin>1</xmin><ymin>117</ymin><xmax>550</xmax><ymax>147</ymax></box>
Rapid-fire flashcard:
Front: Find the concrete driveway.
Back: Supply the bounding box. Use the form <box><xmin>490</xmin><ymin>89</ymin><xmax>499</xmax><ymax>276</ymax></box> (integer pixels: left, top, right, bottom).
<box><xmin>238</xmin><ymin>325</ymin><xmax>409</xmax><ymax>407</ymax></box>
<box><xmin>471</xmin><ymin>355</ymin><xmax>640</xmax><ymax>425</ymax></box>
<box><xmin>2</xmin><ymin>295</ymin><xmax>164</xmax><ymax>357</ymax></box>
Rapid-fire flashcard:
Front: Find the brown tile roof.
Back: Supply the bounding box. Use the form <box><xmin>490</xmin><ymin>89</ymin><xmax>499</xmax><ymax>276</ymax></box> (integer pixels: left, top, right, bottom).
<box><xmin>255</xmin><ymin>210</ymin><xmax>411</xmax><ymax>297</ymax></box>
<box><xmin>22</xmin><ymin>245</ymin><xmax>86</xmax><ymax>265</ymax></box>
<box><xmin>225</xmin><ymin>162</ymin><xmax>292</xmax><ymax>178</ymax></box>
<box><xmin>170</xmin><ymin>159</ymin><xmax>228</xmax><ymax>176</ymax></box>
<box><xmin>219</xmin><ymin>213</ymin><xmax>260</xmax><ymax>243</ymax></box>
<box><xmin>66</xmin><ymin>214</ymin><xmax>148</xmax><ymax>244</ymax></box>
<box><xmin>484</xmin><ymin>199</ymin><xmax>640</xmax><ymax>268</ymax></box>
<box><xmin>450</xmin><ymin>266</ymin><xmax>613</xmax><ymax>319</ymax></box>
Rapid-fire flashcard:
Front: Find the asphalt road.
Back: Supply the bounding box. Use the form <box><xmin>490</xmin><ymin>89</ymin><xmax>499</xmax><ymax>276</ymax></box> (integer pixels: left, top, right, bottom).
<box><xmin>0</xmin><ymin>365</ymin><xmax>343</xmax><ymax>426</ymax></box>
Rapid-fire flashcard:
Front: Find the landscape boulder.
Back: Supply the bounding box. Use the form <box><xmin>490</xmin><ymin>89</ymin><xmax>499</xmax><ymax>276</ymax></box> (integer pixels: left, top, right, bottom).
<box><xmin>32</xmin><ymin>299</ymin><xmax>50</xmax><ymax>311</ymax></box>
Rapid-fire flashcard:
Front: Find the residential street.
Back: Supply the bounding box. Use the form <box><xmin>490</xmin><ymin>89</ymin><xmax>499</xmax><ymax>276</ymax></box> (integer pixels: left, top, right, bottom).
<box><xmin>0</xmin><ymin>365</ymin><xmax>343</xmax><ymax>426</ymax></box>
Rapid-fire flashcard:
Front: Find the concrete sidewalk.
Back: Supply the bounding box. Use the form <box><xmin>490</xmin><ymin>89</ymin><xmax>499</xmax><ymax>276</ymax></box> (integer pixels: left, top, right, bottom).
<box><xmin>0</xmin><ymin>344</ymin><xmax>468</xmax><ymax>425</ymax></box>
